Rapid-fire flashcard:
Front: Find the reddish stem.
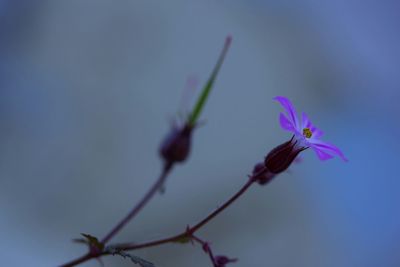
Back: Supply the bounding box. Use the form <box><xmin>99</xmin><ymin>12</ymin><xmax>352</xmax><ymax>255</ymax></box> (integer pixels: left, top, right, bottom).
<box><xmin>60</xmin><ymin>253</ymin><xmax>93</xmax><ymax>267</ymax></box>
<box><xmin>189</xmin><ymin>176</ymin><xmax>254</xmax><ymax>234</ymax></box>
<box><xmin>59</xmin><ymin>162</ymin><xmax>174</xmax><ymax>267</ymax></box>
<box><xmin>191</xmin><ymin>234</ymin><xmax>218</xmax><ymax>266</ymax></box>
<box><xmin>101</xmin><ymin>162</ymin><xmax>174</xmax><ymax>245</ymax></box>
<box><xmin>60</xmin><ymin>168</ymin><xmax>266</xmax><ymax>266</ymax></box>
<box><xmin>116</xmin><ymin>172</ymin><xmax>261</xmax><ymax>252</ymax></box>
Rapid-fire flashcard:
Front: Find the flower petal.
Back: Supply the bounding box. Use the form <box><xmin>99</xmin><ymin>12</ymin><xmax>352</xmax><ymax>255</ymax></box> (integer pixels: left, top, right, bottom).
<box><xmin>301</xmin><ymin>112</ymin><xmax>324</xmax><ymax>139</ymax></box>
<box><xmin>274</xmin><ymin>96</ymin><xmax>299</xmax><ymax>129</ymax></box>
<box><xmin>279</xmin><ymin>113</ymin><xmax>296</xmax><ymax>132</ymax></box>
<box><xmin>311</xmin><ymin>140</ymin><xmax>348</xmax><ymax>162</ymax></box>
<box><xmin>311</xmin><ymin>128</ymin><xmax>324</xmax><ymax>139</ymax></box>
<box><xmin>312</xmin><ymin>146</ymin><xmax>335</xmax><ymax>161</ymax></box>
<box><xmin>301</xmin><ymin>112</ymin><xmax>311</xmax><ymax>129</ymax></box>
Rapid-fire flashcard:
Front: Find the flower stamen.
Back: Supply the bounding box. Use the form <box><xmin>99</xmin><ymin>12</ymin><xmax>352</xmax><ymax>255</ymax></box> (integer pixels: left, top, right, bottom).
<box><xmin>302</xmin><ymin>128</ymin><xmax>312</xmax><ymax>138</ymax></box>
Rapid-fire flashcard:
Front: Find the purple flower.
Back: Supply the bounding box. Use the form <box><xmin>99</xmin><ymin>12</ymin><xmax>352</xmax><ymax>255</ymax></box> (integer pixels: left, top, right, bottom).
<box><xmin>274</xmin><ymin>96</ymin><xmax>347</xmax><ymax>161</ymax></box>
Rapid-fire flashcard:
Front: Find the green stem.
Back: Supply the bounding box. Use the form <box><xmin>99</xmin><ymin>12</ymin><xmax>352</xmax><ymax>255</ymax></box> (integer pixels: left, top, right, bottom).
<box><xmin>188</xmin><ymin>35</ymin><xmax>232</xmax><ymax>126</ymax></box>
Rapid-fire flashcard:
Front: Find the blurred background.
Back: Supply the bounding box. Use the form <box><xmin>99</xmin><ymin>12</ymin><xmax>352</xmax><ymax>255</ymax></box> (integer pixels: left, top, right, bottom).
<box><xmin>1</xmin><ymin>1</ymin><xmax>399</xmax><ymax>266</ymax></box>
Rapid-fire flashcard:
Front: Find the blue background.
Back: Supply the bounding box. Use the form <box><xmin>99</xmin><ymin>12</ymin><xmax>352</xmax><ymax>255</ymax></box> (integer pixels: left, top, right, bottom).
<box><xmin>1</xmin><ymin>1</ymin><xmax>399</xmax><ymax>266</ymax></box>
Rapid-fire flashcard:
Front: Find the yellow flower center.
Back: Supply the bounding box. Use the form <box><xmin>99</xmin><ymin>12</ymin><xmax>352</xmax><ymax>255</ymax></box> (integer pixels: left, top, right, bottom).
<box><xmin>302</xmin><ymin>128</ymin><xmax>312</xmax><ymax>138</ymax></box>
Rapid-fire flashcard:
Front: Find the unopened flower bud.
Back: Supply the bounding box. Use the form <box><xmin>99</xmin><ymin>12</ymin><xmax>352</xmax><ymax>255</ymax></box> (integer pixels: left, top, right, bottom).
<box><xmin>252</xmin><ymin>162</ymin><xmax>275</xmax><ymax>185</ymax></box>
<box><xmin>159</xmin><ymin>124</ymin><xmax>193</xmax><ymax>164</ymax></box>
<box><xmin>214</xmin><ymin>255</ymin><xmax>238</xmax><ymax>267</ymax></box>
<box><xmin>264</xmin><ymin>137</ymin><xmax>306</xmax><ymax>174</ymax></box>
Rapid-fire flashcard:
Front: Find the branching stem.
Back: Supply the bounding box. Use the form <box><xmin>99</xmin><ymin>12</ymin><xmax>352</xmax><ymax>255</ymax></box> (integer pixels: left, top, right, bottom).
<box><xmin>60</xmin><ymin>162</ymin><xmax>174</xmax><ymax>267</ymax></box>
<box><xmin>60</xmin><ymin>167</ymin><xmax>267</xmax><ymax>267</ymax></box>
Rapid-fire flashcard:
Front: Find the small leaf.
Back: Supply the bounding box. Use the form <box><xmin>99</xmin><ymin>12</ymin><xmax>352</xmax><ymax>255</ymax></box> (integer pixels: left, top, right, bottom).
<box><xmin>173</xmin><ymin>235</ymin><xmax>192</xmax><ymax>244</ymax></box>
<box><xmin>78</xmin><ymin>233</ymin><xmax>104</xmax><ymax>251</ymax></box>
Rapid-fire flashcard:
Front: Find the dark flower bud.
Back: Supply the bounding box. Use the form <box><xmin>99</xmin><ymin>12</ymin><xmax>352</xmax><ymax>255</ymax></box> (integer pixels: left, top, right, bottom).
<box><xmin>214</xmin><ymin>255</ymin><xmax>238</xmax><ymax>267</ymax></box>
<box><xmin>159</xmin><ymin>124</ymin><xmax>193</xmax><ymax>164</ymax></box>
<box><xmin>264</xmin><ymin>136</ymin><xmax>306</xmax><ymax>174</ymax></box>
<box><xmin>252</xmin><ymin>162</ymin><xmax>276</xmax><ymax>185</ymax></box>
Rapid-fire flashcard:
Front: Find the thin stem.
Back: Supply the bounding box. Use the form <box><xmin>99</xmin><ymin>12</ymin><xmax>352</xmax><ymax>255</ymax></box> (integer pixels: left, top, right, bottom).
<box><xmin>101</xmin><ymin>162</ymin><xmax>174</xmax><ymax>245</ymax></box>
<box><xmin>189</xmin><ymin>176</ymin><xmax>254</xmax><ymax>233</ymax></box>
<box><xmin>60</xmin><ymin>168</ymin><xmax>266</xmax><ymax>266</ymax></box>
<box><xmin>191</xmin><ymin>235</ymin><xmax>217</xmax><ymax>267</ymax></box>
<box><xmin>117</xmin><ymin>170</ymin><xmax>264</xmax><ymax>252</ymax></box>
<box><xmin>60</xmin><ymin>253</ymin><xmax>93</xmax><ymax>267</ymax></box>
<box><xmin>60</xmin><ymin>163</ymin><xmax>174</xmax><ymax>267</ymax></box>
